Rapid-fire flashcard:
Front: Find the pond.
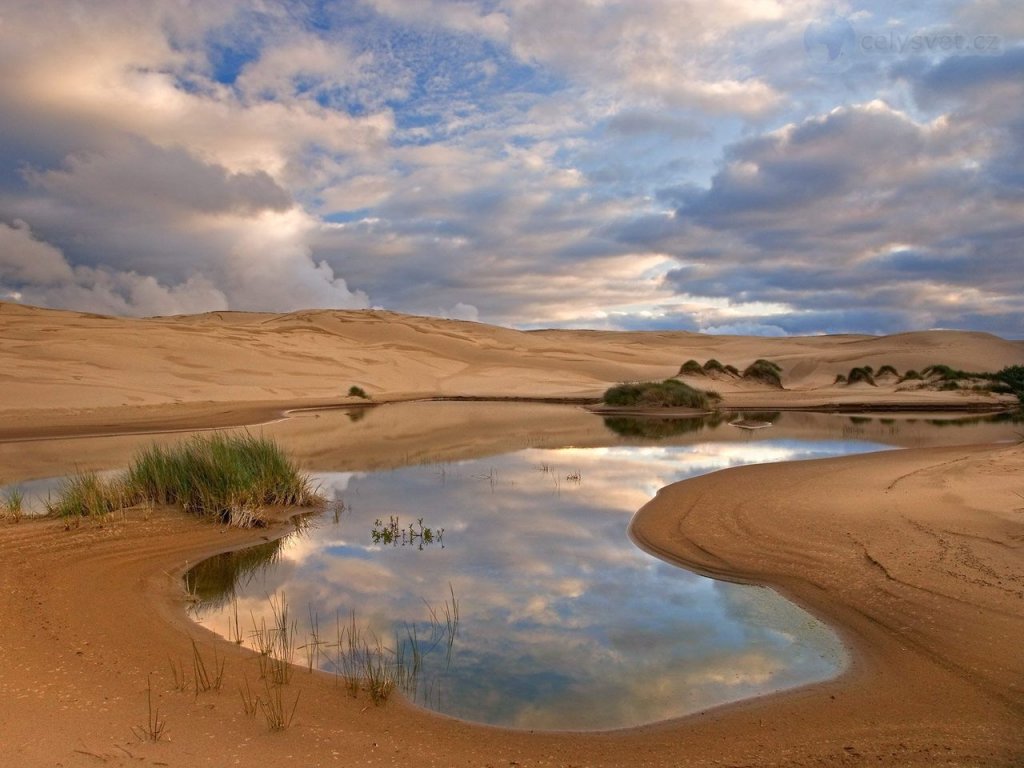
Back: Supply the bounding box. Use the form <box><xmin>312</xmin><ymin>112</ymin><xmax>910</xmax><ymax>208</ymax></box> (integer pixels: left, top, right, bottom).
<box><xmin>4</xmin><ymin>405</ymin><xmax>1020</xmax><ymax>730</ymax></box>
<box><xmin>178</xmin><ymin>406</ymin><xmax>1021</xmax><ymax>731</ymax></box>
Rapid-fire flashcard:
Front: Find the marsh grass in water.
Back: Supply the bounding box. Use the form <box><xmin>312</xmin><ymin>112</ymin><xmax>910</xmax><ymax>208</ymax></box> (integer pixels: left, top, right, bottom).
<box><xmin>46</xmin><ymin>433</ymin><xmax>322</xmax><ymax>526</ymax></box>
<box><xmin>371</xmin><ymin>515</ymin><xmax>445</xmax><ymax>550</ymax></box>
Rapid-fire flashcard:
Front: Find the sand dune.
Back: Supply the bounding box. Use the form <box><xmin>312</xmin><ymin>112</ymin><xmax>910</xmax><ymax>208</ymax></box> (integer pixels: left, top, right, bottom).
<box><xmin>2</xmin><ymin>303</ymin><xmax>1022</xmax><ymax>431</ymax></box>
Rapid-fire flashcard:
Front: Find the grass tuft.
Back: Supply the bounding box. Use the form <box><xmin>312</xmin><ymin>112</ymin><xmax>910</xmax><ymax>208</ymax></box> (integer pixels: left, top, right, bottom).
<box><xmin>348</xmin><ymin>385</ymin><xmax>370</xmax><ymax>399</ymax></box>
<box><xmin>132</xmin><ymin>674</ymin><xmax>168</xmax><ymax>743</ymax></box>
<box><xmin>742</xmin><ymin>359</ymin><xmax>783</xmax><ymax>388</ymax></box>
<box><xmin>1</xmin><ymin>488</ymin><xmax>24</xmax><ymax>523</ymax></box>
<box><xmin>677</xmin><ymin>359</ymin><xmax>705</xmax><ymax>376</ymax></box>
<box><xmin>847</xmin><ymin>366</ymin><xmax>877</xmax><ymax>386</ymax></box>
<box><xmin>48</xmin><ymin>433</ymin><xmax>322</xmax><ymax>526</ymax></box>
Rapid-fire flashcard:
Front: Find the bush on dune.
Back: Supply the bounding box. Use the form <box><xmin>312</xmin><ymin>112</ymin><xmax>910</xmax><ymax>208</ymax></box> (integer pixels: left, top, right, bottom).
<box><xmin>603</xmin><ymin>379</ymin><xmax>720</xmax><ymax>409</ymax></box>
<box><xmin>741</xmin><ymin>359</ymin><xmax>783</xmax><ymax>388</ymax></box>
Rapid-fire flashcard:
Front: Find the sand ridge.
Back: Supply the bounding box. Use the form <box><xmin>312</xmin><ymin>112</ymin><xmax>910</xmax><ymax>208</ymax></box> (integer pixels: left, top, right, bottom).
<box><xmin>2</xmin><ymin>302</ymin><xmax>1023</xmax><ymax>419</ymax></box>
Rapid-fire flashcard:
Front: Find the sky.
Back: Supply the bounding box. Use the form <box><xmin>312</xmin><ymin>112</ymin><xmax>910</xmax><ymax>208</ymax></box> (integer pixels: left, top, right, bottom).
<box><xmin>0</xmin><ymin>1</ymin><xmax>1021</xmax><ymax>336</ymax></box>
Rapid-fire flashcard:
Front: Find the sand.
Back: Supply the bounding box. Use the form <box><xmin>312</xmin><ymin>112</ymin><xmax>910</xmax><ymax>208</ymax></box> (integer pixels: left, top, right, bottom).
<box><xmin>1</xmin><ymin>303</ymin><xmax>1023</xmax><ymax>766</ymax></box>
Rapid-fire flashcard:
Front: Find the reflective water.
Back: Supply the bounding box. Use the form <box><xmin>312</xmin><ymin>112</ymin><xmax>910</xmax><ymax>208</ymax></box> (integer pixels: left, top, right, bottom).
<box><xmin>187</xmin><ymin>435</ymin><xmax>887</xmax><ymax>730</ymax></box>
<box><xmin>5</xmin><ymin>406</ymin><xmax>1020</xmax><ymax>730</ymax></box>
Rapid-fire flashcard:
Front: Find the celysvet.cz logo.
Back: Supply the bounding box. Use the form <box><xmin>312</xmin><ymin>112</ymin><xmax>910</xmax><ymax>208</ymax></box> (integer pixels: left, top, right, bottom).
<box><xmin>804</xmin><ymin>13</ymin><xmax>1002</xmax><ymax>74</ymax></box>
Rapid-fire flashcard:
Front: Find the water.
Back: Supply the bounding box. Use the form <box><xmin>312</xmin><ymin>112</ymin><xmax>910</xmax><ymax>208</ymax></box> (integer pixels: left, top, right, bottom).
<box><xmin>186</xmin><ymin>435</ymin><xmax>886</xmax><ymax>730</ymax></box>
<box><xmin>6</xmin><ymin>406</ymin><xmax>1020</xmax><ymax>730</ymax></box>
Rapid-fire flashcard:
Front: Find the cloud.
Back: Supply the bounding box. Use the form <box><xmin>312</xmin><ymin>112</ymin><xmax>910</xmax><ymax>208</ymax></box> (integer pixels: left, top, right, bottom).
<box><xmin>0</xmin><ymin>1</ymin><xmax>1021</xmax><ymax>334</ymax></box>
<box><xmin>0</xmin><ymin>219</ymin><xmax>74</xmax><ymax>285</ymax></box>
<box><xmin>0</xmin><ymin>219</ymin><xmax>229</xmax><ymax>316</ymax></box>
<box><xmin>650</xmin><ymin>82</ymin><xmax>1024</xmax><ymax>335</ymax></box>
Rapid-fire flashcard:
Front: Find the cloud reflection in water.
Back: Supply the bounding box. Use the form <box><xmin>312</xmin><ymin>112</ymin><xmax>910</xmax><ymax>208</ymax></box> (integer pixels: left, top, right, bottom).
<box><xmin>190</xmin><ymin>439</ymin><xmax>883</xmax><ymax>730</ymax></box>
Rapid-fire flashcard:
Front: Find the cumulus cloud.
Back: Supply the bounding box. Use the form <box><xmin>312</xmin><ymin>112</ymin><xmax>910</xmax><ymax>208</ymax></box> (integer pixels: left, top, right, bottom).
<box><xmin>0</xmin><ymin>0</ymin><xmax>1020</xmax><ymax>334</ymax></box>
<box><xmin>0</xmin><ymin>219</ymin><xmax>229</xmax><ymax>316</ymax></box>
<box><xmin>0</xmin><ymin>220</ymin><xmax>74</xmax><ymax>285</ymax></box>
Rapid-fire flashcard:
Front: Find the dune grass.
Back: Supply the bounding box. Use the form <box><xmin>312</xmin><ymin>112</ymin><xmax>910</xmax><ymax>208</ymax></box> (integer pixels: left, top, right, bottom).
<box><xmin>603</xmin><ymin>379</ymin><xmax>720</xmax><ymax>409</ymax></box>
<box><xmin>742</xmin><ymin>359</ymin><xmax>783</xmax><ymax>388</ymax></box>
<box><xmin>1</xmin><ymin>488</ymin><xmax>25</xmax><ymax>522</ymax></box>
<box><xmin>47</xmin><ymin>433</ymin><xmax>322</xmax><ymax>526</ymax></box>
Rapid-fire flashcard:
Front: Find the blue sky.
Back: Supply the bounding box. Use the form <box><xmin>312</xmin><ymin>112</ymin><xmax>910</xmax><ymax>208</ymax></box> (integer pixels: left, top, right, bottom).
<box><xmin>0</xmin><ymin>1</ymin><xmax>1021</xmax><ymax>336</ymax></box>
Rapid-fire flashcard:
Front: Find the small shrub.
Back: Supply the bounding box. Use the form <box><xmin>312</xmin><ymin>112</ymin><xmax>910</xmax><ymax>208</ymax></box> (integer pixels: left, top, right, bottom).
<box><xmin>742</xmin><ymin>359</ymin><xmax>783</xmax><ymax>388</ymax></box>
<box><xmin>923</xmin><ymin>364</ymin><xmax>969</xmax><ymax>381</ymax></box>
<box><xmin>876</xmin><ymin>365</ymin><xmax>899</xmax><ymax>377</ymax></box>
<box><xmin>677</xmin><ymin>360</ymin><xmax>704</xmax><ymax>376</ymax></box>
<box><xmin>901</xmin><ymin>370</ymin><xmax>922</xmax><ymax>381</ymax></box>
<box><xmin>994</xmin><ymin>365</ymin><xmax>1024</xmax><ymax>403</ymax></box>
<box><xmin>603</xmin><ymin>380</ymin><xmax>719</xmax><ymax>409</ymax></box>
<box><xmin>847</xmin><ymin>367</ymin><xmax>877</xmax><ymax>386</ymax></box>
<box><xmin>348</xmin><ymin>386</ymin><xmax>369</xmax><ymax>399</ymax></box>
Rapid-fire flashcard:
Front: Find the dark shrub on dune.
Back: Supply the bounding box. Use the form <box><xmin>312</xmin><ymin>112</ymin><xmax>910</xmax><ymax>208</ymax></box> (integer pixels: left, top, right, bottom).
<box><xmin>603</xmin><ymin>380</ymin><xmax>720</xmax><ymax>409</ymax></box>
<box><xmin>742</xmin><ymin>359</ymin><xmax>783</xmax><ymax>388</ymax></box>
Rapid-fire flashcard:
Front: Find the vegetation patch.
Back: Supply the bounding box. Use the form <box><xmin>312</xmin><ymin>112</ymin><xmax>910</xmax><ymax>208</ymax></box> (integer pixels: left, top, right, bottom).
<box><xmin>677</xmin><ymin>359</ymin><xmax>705</xmax><ymax>376</ymax></box>
<box><xmin>742</xmin><ymin>359</ymin><xmax>783</xmax><ymax>388</ymax></box>
<box><xmin>603</xmin><ymin>380</ymin><xmax>720</xmax><ymax>409</ymax></box>
<box><xmin>348</xmin><ymin>385</ymin><xmax>370</xmax><ymax>399</ymax></box>
<box><xmin>47</xmin><ymin>433</ymin><xmax>322</xmax><ymax>526</ymax></box>
<box><xmin>846</xmin><ymin>366</ymin><xmax>877</xmax><ymax>386</ymax></box>
<box><xmin>876</xmin><ymin>364</ymin><xmax>899</xmax><ymax>377</ymax></box>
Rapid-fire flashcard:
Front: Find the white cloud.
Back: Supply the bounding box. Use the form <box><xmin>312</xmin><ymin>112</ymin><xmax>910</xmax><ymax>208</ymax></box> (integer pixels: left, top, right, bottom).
<box><xmin>0</xmin><ymin>220</ymin><xmax>74</xmax><ymax>285</ymax></box>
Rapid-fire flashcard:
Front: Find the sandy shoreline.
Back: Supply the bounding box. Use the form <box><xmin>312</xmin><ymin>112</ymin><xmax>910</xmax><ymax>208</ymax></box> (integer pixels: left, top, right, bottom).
<box><xmin>1</xmin><ymin>304</ymin><xmax>1023</xmax><ymax>765</ymax></box>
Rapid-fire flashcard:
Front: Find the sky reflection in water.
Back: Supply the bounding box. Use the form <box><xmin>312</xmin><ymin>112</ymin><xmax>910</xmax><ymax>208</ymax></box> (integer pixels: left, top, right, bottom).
<box><xmin>188</xmin><ymin>436</ymin><xmax>892</xmax><ymax>730</ymax></box>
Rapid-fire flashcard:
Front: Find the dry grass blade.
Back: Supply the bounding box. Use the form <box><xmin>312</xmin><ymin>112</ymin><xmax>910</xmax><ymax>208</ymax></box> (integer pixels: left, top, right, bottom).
<box><xmin>239</xmin><ymin>675</ymin><xmax>259</xmax><ymax>718</ymax></box>
<box><xmin>259</xmin><ymin>680</ymin><xmax>300</xmax><ymax>731</ymax></box>
<box><xmin>132</xmin><ymin>673</ymin><xmax>168</xmax><ymax>743</ymax></box>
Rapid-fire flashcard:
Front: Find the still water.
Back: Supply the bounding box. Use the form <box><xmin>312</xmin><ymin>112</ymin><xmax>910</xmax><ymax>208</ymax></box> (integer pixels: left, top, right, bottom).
<box><xmin>6</xmin><ymin>406</ymin><xmax>1018</xmax><ymax>730</ymax></box>
<box><xmin>187</xmin><ymin>430</ymin><xmax>888</xmax><ymax>730</ymax></box>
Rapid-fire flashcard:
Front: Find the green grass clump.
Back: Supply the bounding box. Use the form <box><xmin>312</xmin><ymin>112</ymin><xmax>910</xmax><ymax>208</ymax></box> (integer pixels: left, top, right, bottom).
<box><xmin>742</xmin><ymin>359</ymin><xmax>783</xmax><ymax>388</ymax></box>
<box><xmin>922</xmin><ymin>364</ymin><xmax>970</xmax><ymax>381</ymax></box>
<box><xmin>833</xmin><ymin>374</ymin><xmax>847</xmax><ymax>385</ymax></box>
<box><xmin>125</xmin><ymin>434</ymin><xmax>320</xmax><ymax>524</ymax></box>
<box><xmin>348</xmin><ymin>385</ymin><xmax>369</xmax><ymax>399</ymax></box>
<box><xmin>46</xmin><ymin>472</ymin><xmax>129</xmax><ymax>518</ymax></box>
<box><xmin>724</xmin><ymin>364</ymin><xmax>740</xmax><ymax>376</ymax></box>
<box><xmin>1</xmin><ymin>488</ymin><xmax>25</xmax><ymax>522</ymax></box>
<box><xmin>876</xmin><ymin>365</ymin><xmax>899</xmax><ymax>377</ymax></box>
<box><xmin>677</xmin><ymin>359</ymin><xmax>705</xmax><ymax>376</ymax></box>
<box><xmin>900</xmin><ymin>369</ymin><xmax>922</xmax><ymax>381</ymax></box>
<box><xmin>702</xmin><ymin>359</ymin><xmax>728</xmax><ymax>374</ymax></box>
<box><xmin>603</xmin><ymin>379</ymin><xmax>719</xmax><ymax>409</ymax></box>
<box><xmin>994</xmin><ymin>365</ymin><xmax>1024</xmax><ymax>403</ymax></box>
<box><xmin>847</xmin><ymin>367</ymin><xmax>877</xmax><ymax>386</ymax></box>
<box><xmin>49</xmin><ymin>434</ymin><xmax>322</xmax><ymax>526</ymax></box>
